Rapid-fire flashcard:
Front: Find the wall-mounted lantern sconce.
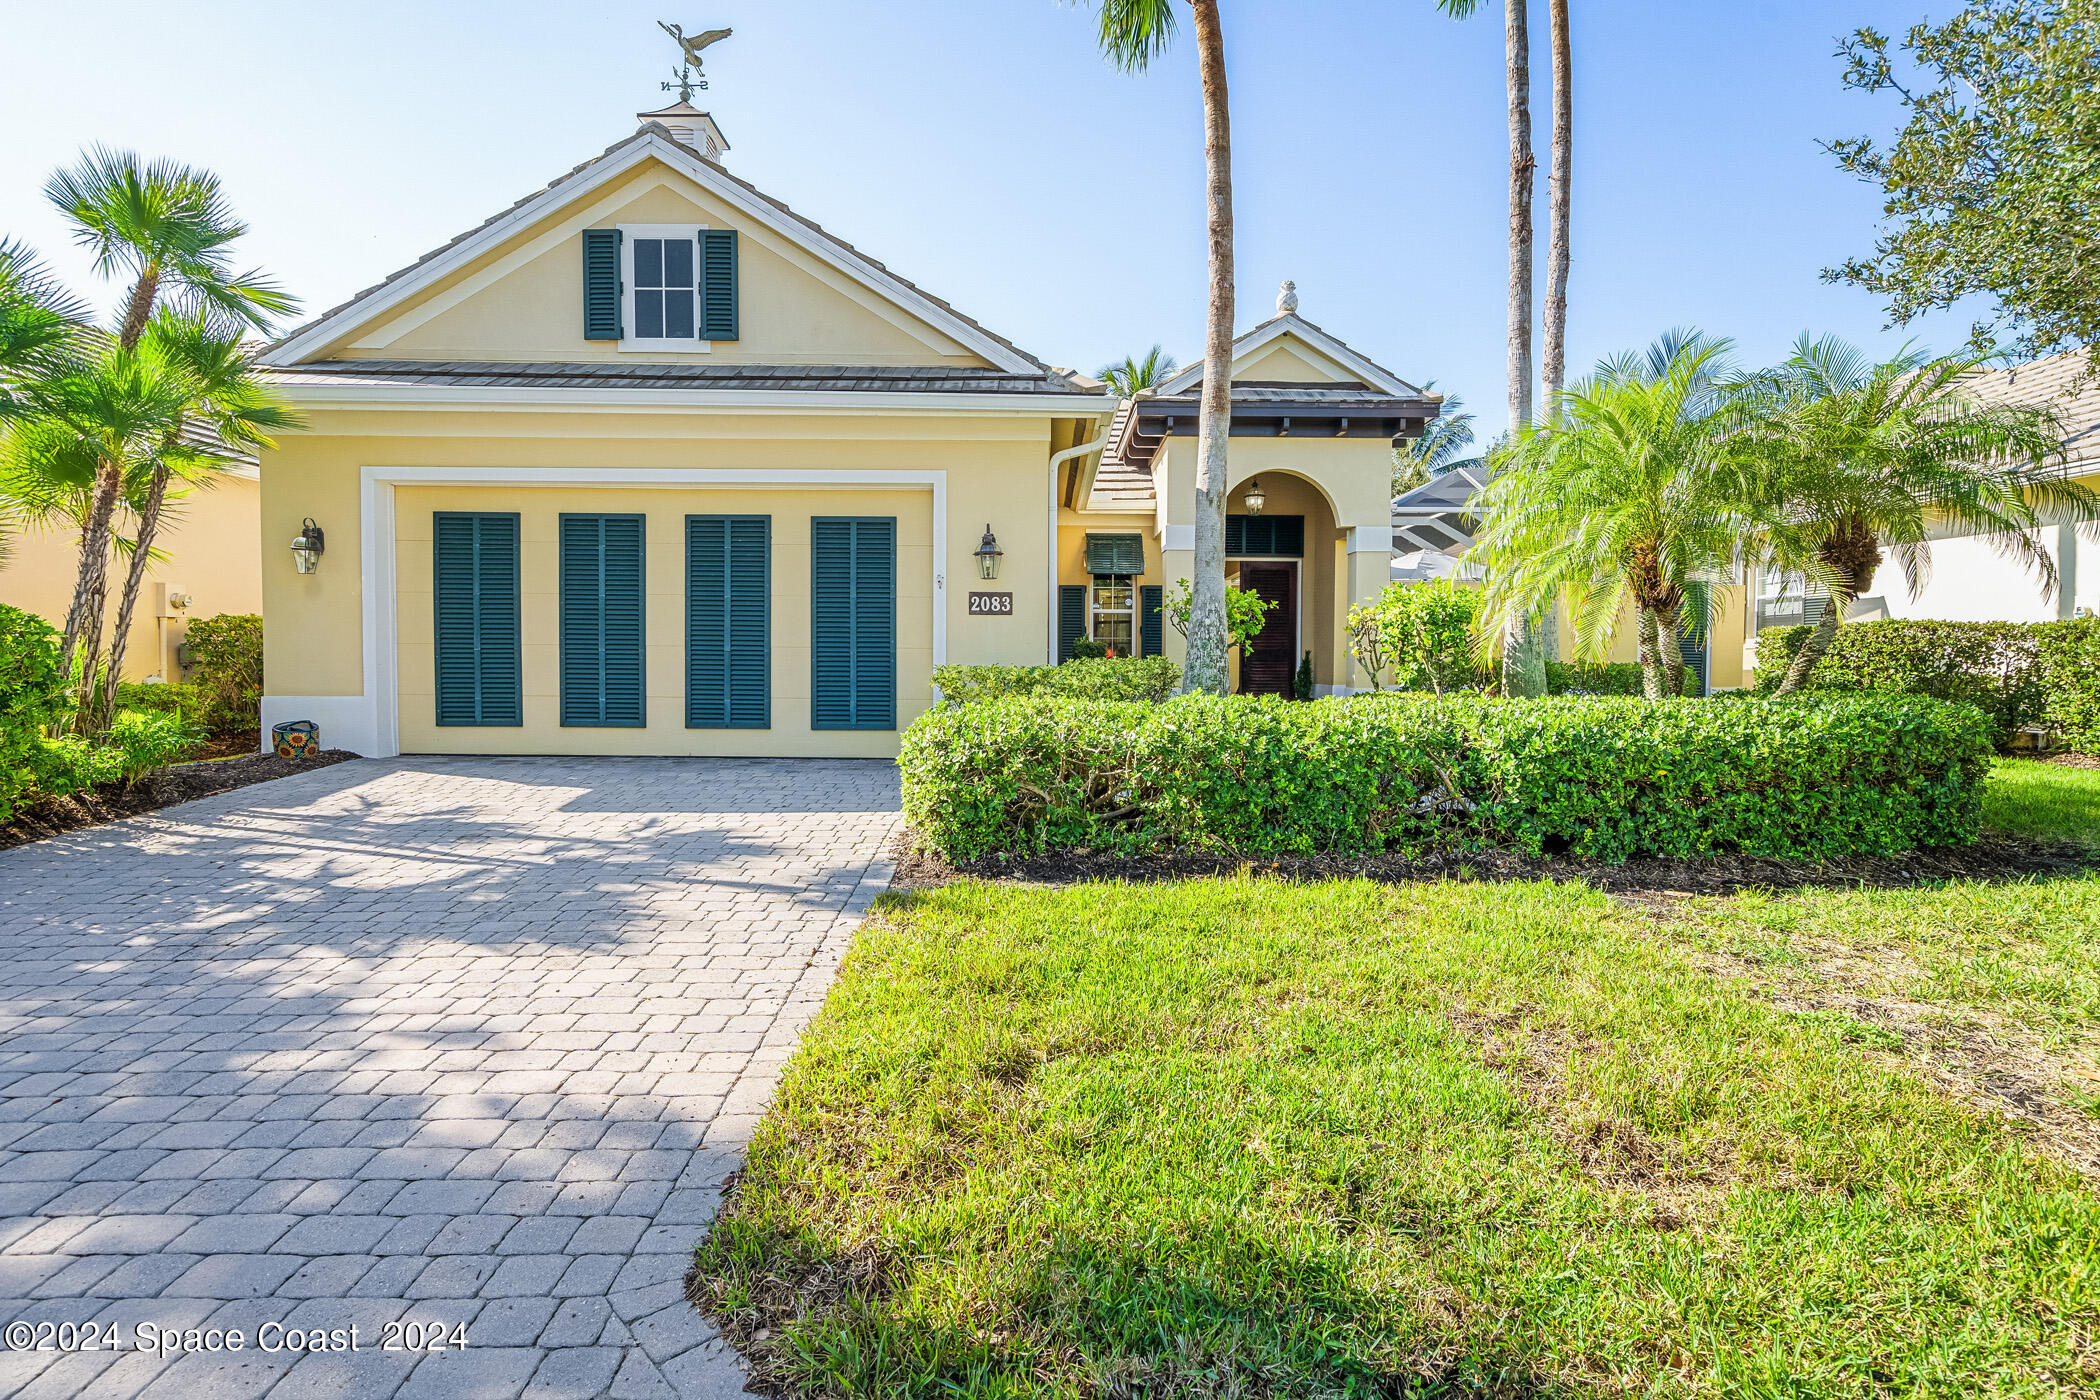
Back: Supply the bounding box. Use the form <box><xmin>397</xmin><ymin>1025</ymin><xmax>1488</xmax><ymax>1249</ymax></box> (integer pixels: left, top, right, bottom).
<box><xmin>1242</xmin><ymin>478</ymin><xmax>1266</xmax><ymax>516</ymax></box>
<box><xmin>973</xmin><ymin>523</ymin><xmax>1004</xmax><ymax>580</ymax></box>
<box><xmin>290</xmin><ymin>518</ymin><xmax>326</xmax><ymax>575</ymax></box>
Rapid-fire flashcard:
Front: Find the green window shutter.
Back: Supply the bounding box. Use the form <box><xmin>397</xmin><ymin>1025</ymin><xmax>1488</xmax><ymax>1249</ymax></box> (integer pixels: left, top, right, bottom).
<box><xmin>433</xmin><ymin>512</ymin><xmax>521</xmax><ymax>727</ymax></box>
<box><xmin>701</xmin><ymin>228</ymin><xmax>739</xmax><ymax>341</ymax></box>
<box><xmin>810</xmin><ymin>517</ymin><xmax>896</xmax><ymax>730</ymax></box>
<box><xmin>1676</xmin><ymin>619</ymin><xmax>1710</xmax><ymax>697</ymax></box>
<box><xmin>1083</xmin><ymin>533</ymin><xmax>1144</xmax><ymax>575</ymax></box>
<box><xmin>687</xmin><ymin>514</ymin><xmax>771</xmax><ymax>728</ymax></box>
<box><xmin>1273</xmin><ymin>514</ymin><xmax>1305</xmax><ymax>557</ymax></box>
<box><xmin>582</xmin><ymin>228</ymin><xmax>623</xmax><ymax>341</ymax></box>
<box><xmin>1224</xmin><ymin>515</ymin><xmax>1245</xmax><ymax>556</ymax></box>
<box><xmin>1139</xmin><ymin>584</ymin><xmax>1164</xmax><ymax>657</ymax></box>
<box><xmin>559</xmin><ymin>514</ymin><xmax>646</xmax><ymax>727</ymax></box>
<box><xmin>1057</xmin><ymin>584</ymin><xmax>1087</xmax><ymax>664</ymax></box>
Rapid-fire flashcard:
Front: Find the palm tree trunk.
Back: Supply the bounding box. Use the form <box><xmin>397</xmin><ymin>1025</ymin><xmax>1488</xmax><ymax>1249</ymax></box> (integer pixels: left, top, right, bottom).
<box><xmin>1637</xmin><ymin>606</ymin><xmax>1664</xmax><ymax>699</ymax></box>
<box><xmin>1542</xmin><ymin>0</ymin><xmax>1571</xmax><ymax>411</ymax></box>
<box><xmin>1498</xmin><ymin>0</ymin><xmax>1543</xmax><ymax>700</ymax></box>
<box><xmin>99</xmin><ymin>464</ymin><xmax>171</xmax><ymax>729</ymax></box>
<box><xmin>59</xmin><ymin>457</ymin><xmax>122</xmax><ymax>681</ymax></box>
<box><xmin>1184</xmin><ymin>0</ymin><xmax>1235</xmax><ymax>697</ymax></box>
<box><xmin>1656</xmin><ymin>609</ymin><xmax>1686</xmax><ymax>698</ymax></box>
<box><xmin>1774</xmin><ymin>529</ymin><xmax>1881</xmax><ymax>696</ymax></box>
<box><xmin>116</xmin><ymin>267</ymin><xmax>160</xmax><ymax>351</ymax></box>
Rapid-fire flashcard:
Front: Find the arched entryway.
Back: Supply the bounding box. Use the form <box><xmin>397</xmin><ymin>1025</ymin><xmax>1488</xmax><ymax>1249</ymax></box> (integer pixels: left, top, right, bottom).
<box><xmin>1222</xmin><ymin>470</ymin><xmax>1340</xmax><ymax>696</ymax></box>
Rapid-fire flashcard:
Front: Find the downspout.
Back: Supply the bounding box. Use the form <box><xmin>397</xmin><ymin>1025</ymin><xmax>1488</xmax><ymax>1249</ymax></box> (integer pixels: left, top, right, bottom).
<box><xmin>1046</xmin><ymin>417</ymin><xmax>1116</xmax><ymax>662</ymax></box>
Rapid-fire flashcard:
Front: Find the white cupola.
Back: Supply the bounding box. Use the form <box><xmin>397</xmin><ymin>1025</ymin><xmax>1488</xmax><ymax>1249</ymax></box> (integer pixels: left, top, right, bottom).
<box><xmin>637</xmin><ymin>100</ymin><xmax>731</xmax><ymax>163</ymax></box>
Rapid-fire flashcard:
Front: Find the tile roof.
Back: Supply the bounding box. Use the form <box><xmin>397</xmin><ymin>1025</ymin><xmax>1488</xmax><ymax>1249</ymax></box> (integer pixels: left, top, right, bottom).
<box><xmin>261</xmin><ymin>124</ymin><xmax>1069</xmax><ymax>383</ymax></box>
<box><xmin>1084</xmin><ymin>399</ymin><xmax>1155</xmax><ymax>512</ymax></box>
<box><xmin>1958</xmin><ymin>350</ymin><xmax>2100</xmax><ymax>471</ymax></box>
<box><xmin>263</xmin><ymin>359</ymin><xmax>1087</xmax><ymax>395</ymax></box>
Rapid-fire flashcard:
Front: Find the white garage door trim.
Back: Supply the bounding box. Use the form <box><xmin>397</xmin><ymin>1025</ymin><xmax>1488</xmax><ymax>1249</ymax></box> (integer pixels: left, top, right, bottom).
<box><xmin>262</xmin><ymin>466</ymin><xmax>947</xmax><ymax>758</ymax></box>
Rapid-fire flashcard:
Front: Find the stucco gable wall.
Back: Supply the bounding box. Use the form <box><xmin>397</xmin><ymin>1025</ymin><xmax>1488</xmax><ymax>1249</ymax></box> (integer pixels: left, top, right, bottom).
<box><xmin>1232</xmin><ymin>338</ymin><xmax>1367</xmax><ymax>384</ymax></box>
<box><xmin>326</xmin><ymin>160</ymin><xmax>989</xmax><ymax>368</ymax></box>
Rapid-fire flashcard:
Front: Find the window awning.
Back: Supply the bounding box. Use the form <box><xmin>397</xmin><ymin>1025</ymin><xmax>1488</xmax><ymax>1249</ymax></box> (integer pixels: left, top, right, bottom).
<box><xmin>1085</xmin><ymin>533</ymin><xmax>1144</xmax><ymax>575</ymax></box>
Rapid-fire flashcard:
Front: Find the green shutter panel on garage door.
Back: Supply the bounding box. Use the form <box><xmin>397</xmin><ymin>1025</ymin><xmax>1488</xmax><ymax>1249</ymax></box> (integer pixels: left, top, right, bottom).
<box><xmin>1057</xmin><ymin>584</ymin><xmax>1086</xmax><ymax>663</ymax></box>
<box><xmin>1139</xmin><ymin>584</ymin><xmax>1163</xmax><ymax>657</ymax></box>
<box><xmin>701</xmin><ymin>228</ymin><xmax>739</xmax><ymax>341</ymax></box>
<box><xmin>581</xmin><ymin>228</ymin><xmax>623</xmax><ymax>340</ymax></box>
<box><xmin>433</xmin><ymin>512</ymin><xmax>522</xmax><ymax>726</ymax></box>
<box><xmin>559</xmin><ymin>514</ymin><xmax>646</xmax><ymax>727</ymax></box>
<box><xmin>687</xmin><ymin>514</ymin><xmax>770</xmax><ymax>728</ymax></box>
<box><xmin>810</xmin><ymin>517</ymin><xmax>896</xmax><ymax>730</ymax></box>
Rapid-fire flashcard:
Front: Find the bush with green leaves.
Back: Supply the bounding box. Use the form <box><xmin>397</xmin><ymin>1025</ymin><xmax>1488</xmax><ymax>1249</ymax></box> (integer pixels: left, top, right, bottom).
<box><xmin>33</xmin><ymin>711</ymin><xmax>204</xmax><ymax>798</ymax></box>
<box><xmin>181</xmin><ymin>613</ymin><xmax>264</xmax><ymax>736</ymax></box>
<box><xmin>1</xmin><ymin>604</ymin><xmax>71</xmax><ymax>818</ymax></box>
<box><xmin>901</xmin><ymin>691</ymin><xmax>1990</xmax><ymax>862</ymax></box>
<box><xmin>935</xmin><ymin>656</ymin><xmax>1179</xmax><ymax>707</ymax></box>
<box><xmin>1755</xmin><ymin>616</ymin><xmax>2100</xmax><ymax>752</ymax></box>
<box><xmin>1544</xmin><ymin>660</ymin><xmax>1690</xmax><ymax>696</ymax></box>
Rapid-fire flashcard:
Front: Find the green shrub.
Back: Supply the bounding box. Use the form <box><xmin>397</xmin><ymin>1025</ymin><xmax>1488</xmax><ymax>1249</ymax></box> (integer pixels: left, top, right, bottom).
<box><xmin>1544</xmin><ymin>660</ymin><xmax>1681</xmax><ymax>696</ymax></box>
<box><xmin>0</xmin><ymin>604</ymin><xmax>71</xmax><ymax>819</ymax></box>
<box><xmin>1755</xmin><ymin>617</ymin><xmax>2100</xmax><ymax>752</ymax></box>
<box><xmin>32</xmin><ymin>711</ymin><xmax>203</xmax><ymax>795</ymax></box>
<box><xmin>1068</xmin><ymin>637</ymin><xmax>1110</xmax><ymax>660</ymax></box>
<box><xmin>900</xmin><ymin>692</ymin><xmax>1990</xmax><ymax>862</ymax></box>
<box><xmin>182</xmin><ymin>612</ymin><xmax>263</xmax><ymax>737</ymax></box>
<box><xmin>117</xmin><ymin>679</ymin><xmax>211</xmax><ymax>720</ymax></box>
<box><xmin>934</xmin><ymin>656</ymin><xmax>1180</xmax><ymax>706</ymax></box>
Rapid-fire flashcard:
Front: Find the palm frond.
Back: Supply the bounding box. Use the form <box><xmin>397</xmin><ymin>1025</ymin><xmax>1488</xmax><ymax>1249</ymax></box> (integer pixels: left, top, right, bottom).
<box><xmin>1082</xmin><ymin>0</ymin><xmax>1179</xmax><ymax>72</ymax></box>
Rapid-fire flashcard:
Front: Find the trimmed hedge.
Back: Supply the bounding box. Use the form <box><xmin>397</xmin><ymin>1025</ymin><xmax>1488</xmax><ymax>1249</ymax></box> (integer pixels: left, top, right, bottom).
<box><xmin>1</xmin><ymin>605</ymin><xmax>70</xmax><ymax>819</ymax></box>
<box><xmin>933</xmin><ymin>656</ymin><xmax>1179</xmax><ymax>706</ymax></box>
<box><xmin>900</xmin><ymin>692</ymin><xmax>1991</xmax><ymax>862</ymax></box>
<box><xmin>1757</xmin><ymin>617</ymin><xmax>2100</xmax><ymax>752</ymax></box>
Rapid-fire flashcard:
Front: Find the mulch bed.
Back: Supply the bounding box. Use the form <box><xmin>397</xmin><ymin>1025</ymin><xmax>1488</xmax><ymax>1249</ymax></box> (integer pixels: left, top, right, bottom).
<box><xmin>0</xmin><ymin>749</ymin><xmax>359</xmax><ymax>852</ymax></box>
<box><xmin>890</xmin><ymin>830</ymin><xmax>2096</xmax><ymax>897</ymax></box>
<box><xmin>2041</xmin><ymin>751</ymin><xmax>2100</xmax><ymax>771</ymax></box>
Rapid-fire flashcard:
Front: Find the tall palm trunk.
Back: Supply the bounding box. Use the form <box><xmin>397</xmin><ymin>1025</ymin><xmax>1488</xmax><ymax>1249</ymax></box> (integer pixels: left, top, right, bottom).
<box><xmin>1184</xmin><ymin>0</ymin><xmax>1235</xmax><ymax>696</ymax></box>
<box><xmin>98</xmin><ymin>460</ymin><xmax>173</xmax><ymax>729</ymax></box>
<box><xmin>1542</xmin><ymin>0</ymin><xmax>1571</xmax><ymax>410</ymax></box>
<box><xmin>1776</xmin><ymin>520</ymin><xmax>1881</xmax><ymax>695</ymax></box>
<box><xmin>1499</xmin><ymin>0</ymin><xmax>1546</xmax><ymax>699</ymax></box>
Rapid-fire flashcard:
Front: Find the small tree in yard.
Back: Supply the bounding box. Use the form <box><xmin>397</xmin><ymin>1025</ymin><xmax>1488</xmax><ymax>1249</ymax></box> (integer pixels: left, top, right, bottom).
<box><xmin>1164</xmin><ymin>578</ymin><xmax>1270</xmax><ymax>684</ymax></box>
<box><xmin>1348</xmin><ymin>581</ymin><xmax>1481</xmax><ymax>694</ymax></box>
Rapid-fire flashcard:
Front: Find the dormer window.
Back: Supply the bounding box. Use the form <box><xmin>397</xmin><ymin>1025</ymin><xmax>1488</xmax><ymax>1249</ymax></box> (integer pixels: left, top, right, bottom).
<box><xmin>622</xmin><ymin>224</ymin><xmax>707</xmax><ymax>352</ymax></box>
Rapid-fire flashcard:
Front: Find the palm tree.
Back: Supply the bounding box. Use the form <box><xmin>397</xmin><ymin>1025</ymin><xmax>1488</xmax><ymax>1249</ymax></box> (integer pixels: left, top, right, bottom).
<box><xmin>1086</xmin><ymin>0</ymin><xmax>1235</xmax><ymax>694</ymax></box>
<box><xmin>1098</xmin><ymin>344</ymin><xmax>1179</xmax><ymax>398</ymax></box>
<box><xmin>1542</xmin><ymin>0</ymin><xmax>1571</xmax><ymax>409</ymax></box>
<box><xmin>1438</xmin><ymin>0</ymin><xmax>1544</xmax><ymax>695</ymax></box>
<box><xmin>7</xmin><ymin>337</ymin><xmax>193</xmax><ymax>723</ymax></box>
<box><xmin>96</xmin><ymin>312</ymin><xmax>300</xmax><ymax>727</ymax></box>
<box><xmin>0</xmin><ymin>241</ymin><xmax>87</xmax><ymax>566</ymax></box>
<box><xmin>1740</xmin><ymin>337</ymin><xmax>2088</xmax><ymax>695</ymax></box>
<box><xmin>1469</xmin><ymin>332</ymin><xmax>1747</xmax><ymax>700</ymax></box>
<box><xmin>42</xmin><ymin>148</ymin><xmax>296</xmax><ymax>687</ymax></box>
<box><xmin>1393</xmin><ymin>383</ymin><xmax>1475</xmax><ymax>495</ymax></box>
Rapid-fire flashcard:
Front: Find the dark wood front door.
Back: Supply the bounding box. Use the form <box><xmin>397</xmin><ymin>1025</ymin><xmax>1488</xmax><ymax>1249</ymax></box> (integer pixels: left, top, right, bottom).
<box><xmin>1239</xmin><ymin>563</ymin><xmax>1297</xmax><ymax>696</ymax></box>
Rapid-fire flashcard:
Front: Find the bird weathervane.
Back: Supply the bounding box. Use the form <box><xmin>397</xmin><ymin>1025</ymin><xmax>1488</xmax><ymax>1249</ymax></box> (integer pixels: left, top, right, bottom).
<box><xmin>658</xmin><ymin>21</ymin><xmax>732</xmax><ymax>102</ymax></box>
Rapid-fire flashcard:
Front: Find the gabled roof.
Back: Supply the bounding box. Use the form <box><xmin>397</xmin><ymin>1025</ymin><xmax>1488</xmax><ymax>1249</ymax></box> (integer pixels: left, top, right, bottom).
<box><xmin>1153</xmin><ymin>312</ymin><xmax>1424</xmax><ymax>398</ymax></box>
<box><xmin>260</xmin><ymin>124</ymin><xmax>1059</xmax><ymax>377</ymax></box>
<box><xmin>1390</xmin><ymin>461</ymin><xmax>1486</xmax><ymax>555</ymax></box>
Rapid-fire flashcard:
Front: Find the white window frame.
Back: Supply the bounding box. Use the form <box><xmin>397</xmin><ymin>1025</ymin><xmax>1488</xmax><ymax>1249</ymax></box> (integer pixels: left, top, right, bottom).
<box><xmin>1089</xmin><ymin>573</ymin><xmax>1137</xmax><ymax>655</ymax></box>
<box><xmin>618</xmin><ymin>223</ymin><xmax>712</xmax><ymax>354</ymax></box>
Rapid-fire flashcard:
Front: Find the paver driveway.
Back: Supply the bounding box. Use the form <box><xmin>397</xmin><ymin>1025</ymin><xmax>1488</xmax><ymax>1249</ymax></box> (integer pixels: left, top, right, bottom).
<box><xmin>0</xmin><ymin>756</ymin><xmax>900</xmax><ymax>1399</ymax></box>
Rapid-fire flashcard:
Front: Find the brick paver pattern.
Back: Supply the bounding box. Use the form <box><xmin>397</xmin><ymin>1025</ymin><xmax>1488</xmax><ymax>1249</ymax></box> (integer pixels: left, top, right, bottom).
<box><xmin>0</xmin><ymin>756</ymin><xmax>900</xmax><ymax>1399</ymax></box>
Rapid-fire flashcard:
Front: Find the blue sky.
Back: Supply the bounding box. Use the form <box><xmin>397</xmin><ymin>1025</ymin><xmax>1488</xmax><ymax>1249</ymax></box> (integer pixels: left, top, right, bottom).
<box><xmin>0</xmin><ymin>0</ymin><xmax>1977</xmax><ymax>437</ymax></box>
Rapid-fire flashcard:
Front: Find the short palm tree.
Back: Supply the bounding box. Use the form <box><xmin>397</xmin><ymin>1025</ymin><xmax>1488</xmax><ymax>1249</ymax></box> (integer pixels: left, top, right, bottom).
<box><xmin>1743</xmin><ymin>336</ymin><xmax>2089</xmax><ymax>694</ymax></box>
<box><xmin>40</xmin><ymin>148</ymin><xmax>296</xmax><ymax>684</ymax></box>
<box><xmin>0</xmin><ymin>240</ymin><xmax>87</xmax><ymax>565</ymax></box>
<box><xmin>1083</xmin><ymin>0</ymin><xmax>1235</xmax><ymax>694</ymax></box>
<box><xmin>95</xmin><ymin>312</ymin><xmax>299</xmax><ymax>727</ymax></box>
<box><xmin>1097</xmin><ymin>344</ymin><xmax>1178</xmax><ymax>398</ymax></box>
<box><xmin>1470</xmin><ymin>332</ymin><xmax>1750</xmax><ymax>699</ymax></box>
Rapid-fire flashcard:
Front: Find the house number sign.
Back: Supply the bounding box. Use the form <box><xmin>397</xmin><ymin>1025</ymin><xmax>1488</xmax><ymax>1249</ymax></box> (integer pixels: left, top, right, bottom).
<box><xmin>967</xmin><ymin>592</ymin><xmax>1014</xmax><ymax>616</ymax></box>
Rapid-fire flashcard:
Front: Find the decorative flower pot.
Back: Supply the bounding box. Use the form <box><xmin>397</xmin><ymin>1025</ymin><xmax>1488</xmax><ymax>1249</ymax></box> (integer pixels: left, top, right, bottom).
<box><xmin>272</xmin><ymin>720</ymin><xmax>320</xmax><ymax>760</ymax></box>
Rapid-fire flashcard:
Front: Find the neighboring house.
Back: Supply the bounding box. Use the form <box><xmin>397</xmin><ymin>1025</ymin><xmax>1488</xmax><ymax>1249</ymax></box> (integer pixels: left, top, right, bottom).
<box><xmin>0</xmin><ymin>464</ymin><xmax>262</xmax><ymax>683</ymax></box>
<box><xmin>255</xmin><ymin>106</ymin><xmax>1436</xmax><ymax>756</ymax></box>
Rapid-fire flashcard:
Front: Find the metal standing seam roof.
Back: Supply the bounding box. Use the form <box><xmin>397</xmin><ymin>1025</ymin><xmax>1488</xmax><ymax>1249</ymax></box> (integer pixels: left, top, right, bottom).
<box><xmin>262</xmin><ymin>360</ymin><xmax>1085</xmax><ymax>395</ymax></box>
<box><xmin>260</xmin><ymin>123</ymin><xmax>1073</xmax><ymax>385</ymax></box>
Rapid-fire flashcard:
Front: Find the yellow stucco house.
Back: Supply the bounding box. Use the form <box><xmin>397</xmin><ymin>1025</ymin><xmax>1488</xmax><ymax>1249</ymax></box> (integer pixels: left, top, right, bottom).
<box><xmin>256</xmin><ymin>110</ymin><xmax>1437</xmax><ymax>756</ymax></box>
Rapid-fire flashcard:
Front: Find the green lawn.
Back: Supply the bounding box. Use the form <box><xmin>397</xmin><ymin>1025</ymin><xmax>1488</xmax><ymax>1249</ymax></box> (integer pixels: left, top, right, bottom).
<box><xmin>695</xmin><ymin>872</ymin><xmax>2100</xmax><ymax>1398</ymax></box>
<box><xmin>1985</xmin><ymin>759</ymin><xmax>2100</xmax><ymax>846</ymax></box>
